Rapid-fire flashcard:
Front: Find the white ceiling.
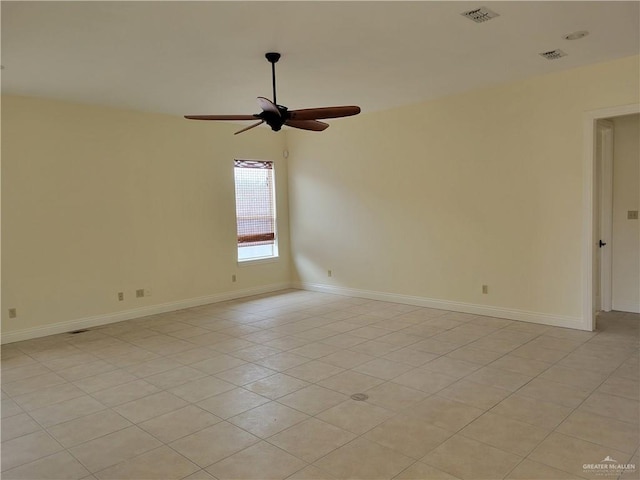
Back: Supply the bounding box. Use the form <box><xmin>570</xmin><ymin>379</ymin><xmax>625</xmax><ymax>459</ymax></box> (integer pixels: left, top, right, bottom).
<box><xmin>2</xmin><ymin>1</ymin><xmax>638</xmax><ymax>117</ymax></box>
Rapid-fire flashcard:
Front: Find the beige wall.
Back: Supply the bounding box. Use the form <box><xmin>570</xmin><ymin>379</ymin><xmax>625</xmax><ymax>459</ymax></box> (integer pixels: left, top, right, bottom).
<box><xmin>612</xmin><ymin>114</ymin><xmax>640</xmax><ymax>313</ymax></box>
<box><xmin>2</xmin><ymin>95</ymin><xmax>291</xmax><ymax>339</ymax></box>
<box><xmin>287</xmin><ymin>56</ymin><xmax>639</xmax><ymax>327</ymax></box>
<box><xmin>3</xmin><ymin>56</ymin><xmax>639</xmax><ymax>340</ymax></box>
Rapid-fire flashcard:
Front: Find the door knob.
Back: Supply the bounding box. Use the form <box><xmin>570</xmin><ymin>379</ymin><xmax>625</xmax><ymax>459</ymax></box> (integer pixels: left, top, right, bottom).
<box><xmin>599</xmin><ymin>240</ymin><xmax>607</xmax><ymax>248</ymax></box>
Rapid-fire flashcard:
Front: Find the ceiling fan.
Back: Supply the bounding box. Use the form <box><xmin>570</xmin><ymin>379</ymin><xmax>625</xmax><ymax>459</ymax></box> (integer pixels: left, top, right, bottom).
<box><xmin>185</xmin><ymin>52</ymin><xmax>361</xmax><ymax>135</ymax></box>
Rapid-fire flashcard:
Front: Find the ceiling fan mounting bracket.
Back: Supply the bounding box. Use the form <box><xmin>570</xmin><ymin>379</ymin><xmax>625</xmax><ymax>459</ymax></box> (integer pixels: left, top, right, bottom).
<box><xmin>265</xmin><ymin>52</ymin><xmax>281</xmax><ymax>64</ymax></box>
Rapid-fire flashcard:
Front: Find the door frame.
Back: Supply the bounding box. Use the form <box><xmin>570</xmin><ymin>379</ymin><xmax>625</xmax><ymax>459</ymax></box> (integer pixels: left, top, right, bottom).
<box><xmin>582</xmin><ymin>103</ymin><xmax>639</xmax><ymax>330</ymax></box>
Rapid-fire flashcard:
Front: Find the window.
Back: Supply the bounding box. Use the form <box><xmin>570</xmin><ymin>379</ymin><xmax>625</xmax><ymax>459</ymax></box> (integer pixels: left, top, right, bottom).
<box><xmin>234</xmin><ymin>160</ymin><xmax>278</xmax><ymax>261</ymax></box>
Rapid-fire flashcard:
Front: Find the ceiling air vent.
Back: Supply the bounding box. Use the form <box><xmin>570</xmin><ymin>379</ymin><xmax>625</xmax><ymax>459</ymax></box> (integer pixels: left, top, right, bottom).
<box><xmin>539</xmin><ymin>49</ymin><xmax>567</xmax><ymax>60</ymax></box>
<box><xmin>461</xmin><ymin>7</ymin><xmax>500</xmax><ymax>23</ymax></box>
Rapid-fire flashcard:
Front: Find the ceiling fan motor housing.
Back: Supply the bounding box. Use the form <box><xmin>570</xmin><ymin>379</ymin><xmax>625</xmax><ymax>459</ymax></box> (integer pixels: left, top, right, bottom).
<box><xmin>260</xmin><ymin>106</ymin><xmax>289</xmax><ymax>131</ymax></box>
<box><xmin>262</xmin><ymin>111</ymin><xmax>284</xmax><ymax>131</ymax></box>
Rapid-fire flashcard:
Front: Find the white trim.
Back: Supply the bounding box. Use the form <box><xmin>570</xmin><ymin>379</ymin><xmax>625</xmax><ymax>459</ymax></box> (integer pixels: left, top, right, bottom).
<box><xmin>0</xmin><ymin>282</ymin><xmax>291</xmax><ymax>344</ymax></box>
<box><xmin>598</xmin><ymin>120</ymin><xmax>614</xmax><ymax>312</ymax></box>
<box><xmin>234</xmin><ymin>157</ymin><xmax>279</xmax><ymax>265</ymax></box>
<box><xmin>582</xmin><ymin>103</ymin><xmax>640</xmax><ymax>331</ymax></box>
<box><xmin>295</xmin><ymin>282</ymin><xmax>585</xmax><ymax>330</ymax></box>
<box><xmin>238</xmin><ymin>256</ymin><xmax>280</xmax><ymax>267</ymax></box>
<box><xmin>612</xmin><ymin>302</ymin><xmax>640</xmax><ymax>315</ymax></box>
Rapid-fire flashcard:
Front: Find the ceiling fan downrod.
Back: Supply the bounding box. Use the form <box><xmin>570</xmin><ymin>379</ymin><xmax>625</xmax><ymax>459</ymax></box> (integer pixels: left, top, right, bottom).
<box><xmin>265</xmin><ymin>52</ymin><xmax>281</xmax><ymax>106</ymax></box>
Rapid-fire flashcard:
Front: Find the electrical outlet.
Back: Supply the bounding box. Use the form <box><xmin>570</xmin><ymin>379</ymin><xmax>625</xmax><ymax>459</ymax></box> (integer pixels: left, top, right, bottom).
<box><xmin>482</xmin><ymin>285</ymin><xmax>489</xmax><ymax>294</ymax></box>
<box><xmin>328</xmin><ymin>270</ymin><xmax>332</xmax><ymax>277</ymax></box>
<box><xmin>8</xmin><ymin>308</ymin><xmax>17</xmax><ymax>319</ymax></box>
<box><xmin>232</xmin><ymin>274</ymin><xmax>237</xmax><ymax>282</ymax></box>
<box><xmin>628</xmin><ymin>210</ymin><xmax>639</xmax><ymax>220</ymax></box>
<box><xmin>136</xmin><ymin>289</ymin><xmax>145</xmax><ymax>298</ymax></box>
<box><xmin>145</xmin><ymin>289</ymin><xmax>152</xmax><ymax>297</ymax></box>
<box><xmin>118</xmin><ymin>292</ymin><xmax>124</xmax><ymax>301</ymax></box>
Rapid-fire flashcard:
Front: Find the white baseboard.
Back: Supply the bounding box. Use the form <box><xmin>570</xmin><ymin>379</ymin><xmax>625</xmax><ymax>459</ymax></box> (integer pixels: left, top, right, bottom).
<box><xmin>1</xmin><ymin>280</ymin><xmax>592</xmax><ymax>344</ymax></box>
<box><xmin>1</xmin><ymin>282</ymin><xmax>292</xmax><ymax>345</ymax></box>
<box><xmin>295</xmin><ymin>282</ymin><xmax>587</xmax><ymax>331</ymax></box>
<box><xmin>612</xmin><ymin>302</ymin><xmax>640</xmax><ymax>314</ymax></box>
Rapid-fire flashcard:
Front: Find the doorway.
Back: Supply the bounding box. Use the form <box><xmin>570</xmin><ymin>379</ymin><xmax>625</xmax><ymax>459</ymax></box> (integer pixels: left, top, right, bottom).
<box><xmin>583</xmin><ymin>104</ymin><xmax>640</xmax><ymax>331</ymax></box>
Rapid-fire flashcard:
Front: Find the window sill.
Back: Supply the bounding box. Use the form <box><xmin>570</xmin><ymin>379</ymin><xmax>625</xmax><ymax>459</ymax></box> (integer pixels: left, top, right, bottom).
<box><xmin>237</xmin><ymin>256</ymin><xmax>279</xmax><ymax>267</ymax></box>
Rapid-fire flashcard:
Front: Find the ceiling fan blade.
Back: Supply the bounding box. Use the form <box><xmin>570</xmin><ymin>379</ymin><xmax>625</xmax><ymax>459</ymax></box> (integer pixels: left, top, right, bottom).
<box><xmin>257</xmin><ymin>97</ymin><xmax>280</xmax><ymax>116</ymax></box>
<box><xmin>184</xmin><ymin>114</ymin><xmax>258</xmax><ymax>121</ymax></box>
<box><xmin>285</xmin><ymin>119</ymin><xmax>330</xmax><ymax>132</ymax></box>
<box><xmin>234</xmin><ymin>120</ymin><xmax>264</xmax><ymax>135</ymax></box>
<box><xmin>288</xmin><ymin>106</ymin><xmax>361</xmax><ymax>121</ymax></box>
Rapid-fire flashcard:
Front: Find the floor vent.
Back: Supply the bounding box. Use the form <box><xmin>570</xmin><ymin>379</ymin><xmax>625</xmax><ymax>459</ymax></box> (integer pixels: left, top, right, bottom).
<box><xmin>539</xmin><ymin>49</ymin><xmax>567</xmax><ymax>60</ymax></box>
<box><xmin>351</xmin><ymin>393</ymin><xmax>369</xmax><ymax>401</ymax></box>
<box><xmin>461</xmin><ymin>7</ymin><xmax>500</xmax><ymax>23</ymax></box>
<box><xmin>69</xmin><ymin>329</ymin><xmax>89</xmax><ymax>334</ymax></box>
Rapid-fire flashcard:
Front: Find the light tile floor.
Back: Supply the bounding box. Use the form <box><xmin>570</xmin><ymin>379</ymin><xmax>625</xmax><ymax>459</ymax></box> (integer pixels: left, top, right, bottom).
<box><xmin>1</xmin><ymin>290</ymin><xmax>638</xmax><ymax>480</ymax></box>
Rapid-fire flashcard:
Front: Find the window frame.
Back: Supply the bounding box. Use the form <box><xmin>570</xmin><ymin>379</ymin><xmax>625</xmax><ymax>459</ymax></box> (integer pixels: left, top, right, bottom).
<box><xmin>233</xmin><ymin>159</ymin><xmax>279</xmax><ymax>264</ymax></box>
